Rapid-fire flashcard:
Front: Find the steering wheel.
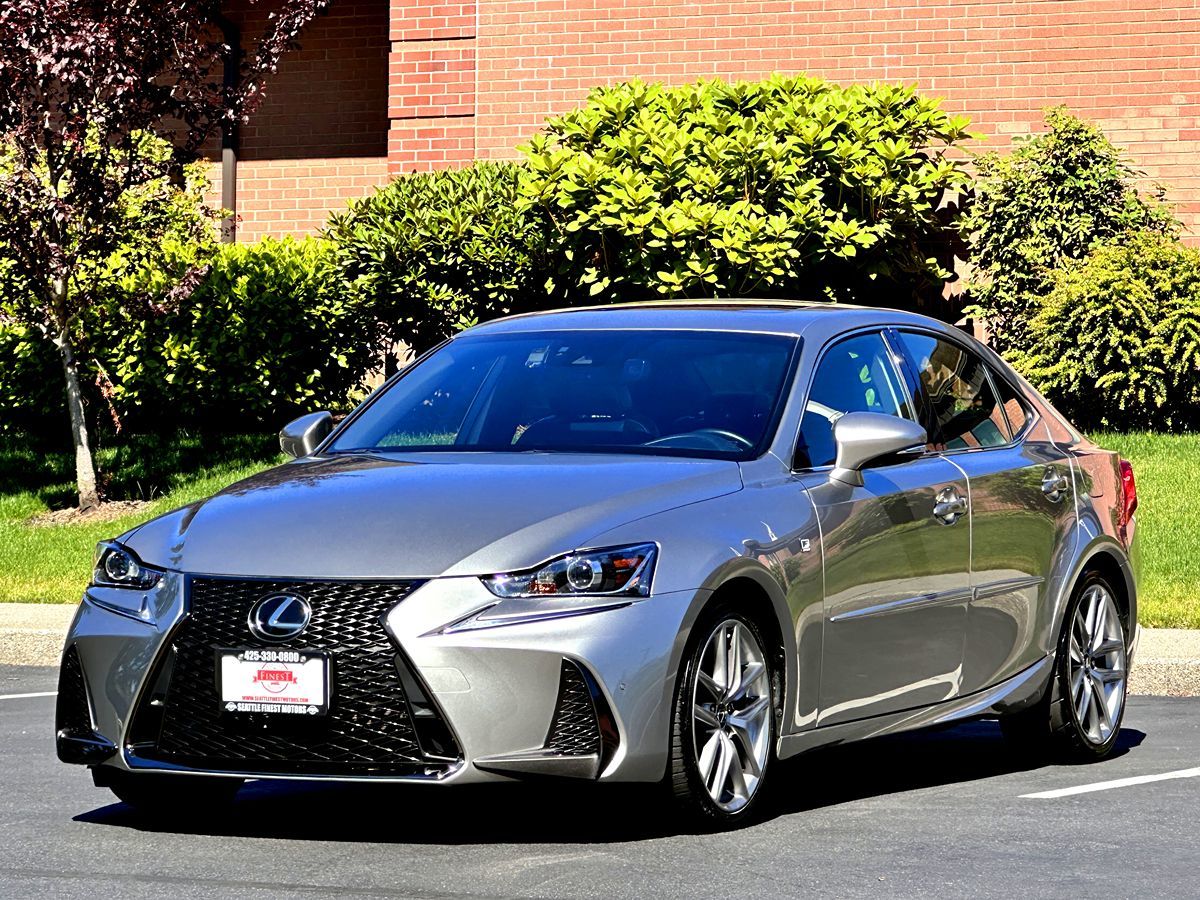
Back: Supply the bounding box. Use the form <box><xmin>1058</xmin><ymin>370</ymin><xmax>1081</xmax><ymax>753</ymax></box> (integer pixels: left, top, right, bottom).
<box><xmin>646</xmin><ymin>428</ymin><xmax>754</xmax><ymax>451</ymax></box>
<box><xmin>690</xmin><ymin>428</ymin><xmax>754</xmax><ymax>449</ymax></box>
<box><xmin>623</xmin><ymin>415</ymin><xmax>659</xmax><ymax>438</ymax></box>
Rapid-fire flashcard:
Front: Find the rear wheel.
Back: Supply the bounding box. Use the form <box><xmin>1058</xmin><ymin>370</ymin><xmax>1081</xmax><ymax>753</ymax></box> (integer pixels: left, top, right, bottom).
<box><xmin>1001</xmin><ymin>571</ymin><xmax>1128</xmax><ymax>760</ymax></box>
<box><xmin>102</xmin><ymin>770</ymin><xmax>244</xmax><ymax>817</ymax></box>
<box><xmin>669</xmin><ymin>608</ymin><xmax>778</xmax><ymax>827</ymax></box>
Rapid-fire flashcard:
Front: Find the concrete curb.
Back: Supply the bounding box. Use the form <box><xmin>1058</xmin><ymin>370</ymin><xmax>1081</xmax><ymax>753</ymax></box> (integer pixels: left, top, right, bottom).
<box><xmin>0</xmin><ymin>603</ymin><xmax>75</xmax><ymax>667</ymax></box>
<box><xmin>2</xmin><ymin>602</ymin><xmax>1199</xmax><ymax>695</ymax></box>
<box><xmin>1129</xmin><ymin>628</ymin><xmax>1200</xmax><ymax>697</ymax></box>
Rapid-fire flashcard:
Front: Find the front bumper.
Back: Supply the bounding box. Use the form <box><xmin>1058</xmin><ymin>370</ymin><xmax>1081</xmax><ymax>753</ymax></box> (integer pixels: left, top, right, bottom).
<box><xmin>59</xmin><ymin>575</ymin><xmax>699</xmax><ymax>785</ymax></box>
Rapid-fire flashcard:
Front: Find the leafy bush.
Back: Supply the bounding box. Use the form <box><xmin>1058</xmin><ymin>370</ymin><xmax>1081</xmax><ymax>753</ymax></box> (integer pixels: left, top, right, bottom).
<box><xmin>100</xmin><ymin>237</ymin><xmax>377</xmax><ymax>429</ymax></box>
<box><xmin>0</xmin><ymin>317</ymin><xmax>63</xmax><ymax>436</ymax></box>
<box><xmin>963</xmin><ymin>107</ymin><xmax>1176</xmax><ymax>351</ymax></box>
<box><xmin>328</xmin><ymin>161</ymin><xmax>550</xmax><ymax>359</ymax></box>
<box><xmin>519</xmin><ymin>75</ymin><xmax>973</xmax><ymax>307</ymax></box>
<box><xmin>2</xmin><ymin>237</ymin><xmax>380</xmax><ymax>436</ymax></box>
<box><xmin>1013</xmin><ymin>232</ymin><xmax>1200</xmax><ymax>431</ymax></box>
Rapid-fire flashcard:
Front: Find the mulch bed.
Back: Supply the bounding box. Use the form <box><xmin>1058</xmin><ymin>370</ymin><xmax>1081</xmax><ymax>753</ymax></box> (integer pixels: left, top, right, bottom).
<box><xmin>27</xmin><ymin>500</ymin><xmax>151</xmax><ymax>527</ymax></box>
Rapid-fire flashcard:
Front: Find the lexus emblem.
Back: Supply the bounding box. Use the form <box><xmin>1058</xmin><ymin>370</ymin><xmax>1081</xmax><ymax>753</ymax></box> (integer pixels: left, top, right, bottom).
<box><xmin>248</xmin><ymin>594</ymin><xmax>311</xmax><ymax>642</ymax></box>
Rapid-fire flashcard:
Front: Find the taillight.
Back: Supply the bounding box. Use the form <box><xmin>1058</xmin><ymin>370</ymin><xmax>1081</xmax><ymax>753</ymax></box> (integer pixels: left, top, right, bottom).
<box><xmin>1118</xmin><ymin>459</ymin><xmax>1138</xmax><ymax>543</ymax></box>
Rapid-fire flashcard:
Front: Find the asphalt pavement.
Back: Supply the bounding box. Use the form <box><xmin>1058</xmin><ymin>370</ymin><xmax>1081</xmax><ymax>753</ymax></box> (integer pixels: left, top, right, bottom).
<box><xmin>2</xmin><ymin>663</ymin><xmax>1198</xmax><ymax>899</ymax></box>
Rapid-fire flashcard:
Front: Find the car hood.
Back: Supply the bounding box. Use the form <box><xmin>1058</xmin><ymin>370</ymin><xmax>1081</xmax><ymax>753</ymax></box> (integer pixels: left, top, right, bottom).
<box><xmin>122</xmin><ymin>452</ymin><xmax>743</xmax><ymax>579</ymax></box>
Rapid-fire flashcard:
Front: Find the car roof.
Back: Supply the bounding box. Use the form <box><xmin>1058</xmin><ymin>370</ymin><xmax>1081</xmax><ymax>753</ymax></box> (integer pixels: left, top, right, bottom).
<box><xmin>458</xmin><ymin>299</ymin><xmax>958</xmax><ymax>341</ymax></box>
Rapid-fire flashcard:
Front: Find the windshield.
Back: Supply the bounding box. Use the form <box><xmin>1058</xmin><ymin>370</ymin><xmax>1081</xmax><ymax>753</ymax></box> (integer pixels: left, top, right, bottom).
<box><xmin>328</xmin><ymin>329</ymin><xmax>800</xmax><ymax>460</ymax></box>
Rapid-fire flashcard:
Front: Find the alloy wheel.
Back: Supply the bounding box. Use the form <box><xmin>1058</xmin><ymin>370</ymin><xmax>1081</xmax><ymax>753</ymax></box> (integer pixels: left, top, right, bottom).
<box><xmin>690</xmin><ymin>619</ymin><xmax>772</xmax><ymax>814</ymax></box>
<box><xmin>1067</xmin><ymin>583</ymin><xmax>1127</xmax><ymax>745</ymax></box>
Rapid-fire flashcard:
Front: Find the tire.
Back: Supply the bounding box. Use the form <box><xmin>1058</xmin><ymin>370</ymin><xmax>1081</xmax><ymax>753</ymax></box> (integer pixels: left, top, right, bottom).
<box><xmin>668</xmin><ymin>605</ymin><xmax>780</xmax><ymax>828</ymax></box>
<box><xmin>104</xmin><ymin>771</ymin><xmax>244</xmax><ymax>817</ymax></box>
<box><xmin>1000</xmin><ymin>571</ymin><xmax>1128</xmax><ymax>761</ymax></box>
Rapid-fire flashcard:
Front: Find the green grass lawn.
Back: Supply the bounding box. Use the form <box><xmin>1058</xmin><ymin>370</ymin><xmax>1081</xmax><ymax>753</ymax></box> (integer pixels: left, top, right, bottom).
<box><xmin>0</xmin><ymin>430</ymin><xmax>1196</xmax><ymax>627</ymax></box>
<box><xmin>0</xmin><ymin>433</ymin><xmax>282</xmax><ymax>604</ymax></box>
<box><xmin>1093</xmin><ymin>432</ymin><xmax>1200</xmax><ymax>629</ymax></box>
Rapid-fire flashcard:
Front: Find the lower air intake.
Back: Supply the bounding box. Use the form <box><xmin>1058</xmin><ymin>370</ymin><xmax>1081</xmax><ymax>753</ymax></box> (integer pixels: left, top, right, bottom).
<box><xmin>544</xmin><ymin>659</ymin><xmax>612</xmax><ymax>759</ymax></box>
<box><xmin>56</xmin><ymin>643</ymin><xmax>116</xmax><ymax>764</ymax></box>
<box><xmin>55</xmin><ymin>644</ymin><xmax>92</xmax><ymax>737</ymax></box>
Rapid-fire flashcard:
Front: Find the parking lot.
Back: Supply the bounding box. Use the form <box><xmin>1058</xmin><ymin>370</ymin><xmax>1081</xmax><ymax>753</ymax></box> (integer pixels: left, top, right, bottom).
<box><xmin>2</xmin><ymin>662</ymin><xmax>1198</xmax><ymax>899</ymax></box>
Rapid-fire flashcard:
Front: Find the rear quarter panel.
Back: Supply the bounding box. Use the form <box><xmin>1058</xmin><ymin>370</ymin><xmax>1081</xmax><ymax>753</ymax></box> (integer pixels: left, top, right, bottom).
<box><xmin>1015</xmin><ymin>381</ymin><xmax>1139</xmax><ymax>644</ymax></box>
<box><xmin>971</xmin><ymin>340</ymin><xmax>1138</xmax><ymax>647</ymax></box>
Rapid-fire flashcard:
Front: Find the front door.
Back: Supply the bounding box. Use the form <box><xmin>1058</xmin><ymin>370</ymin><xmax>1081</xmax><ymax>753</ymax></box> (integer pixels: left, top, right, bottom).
<box><xmin>794</xmin><ymin>331</ymin><xmax>972</xmax><ymax>726</ymax></box>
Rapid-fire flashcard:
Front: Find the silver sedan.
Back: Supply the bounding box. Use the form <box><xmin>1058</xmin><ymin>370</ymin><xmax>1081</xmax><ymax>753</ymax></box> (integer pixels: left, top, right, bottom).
<box><xmin>57</xmin><ymin>301</ymin><xmax>1140</xmax><ymax>827</ymax></box>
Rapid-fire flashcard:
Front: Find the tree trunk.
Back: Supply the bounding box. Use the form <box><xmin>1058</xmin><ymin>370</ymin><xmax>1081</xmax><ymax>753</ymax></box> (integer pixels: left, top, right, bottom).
<box><xmin>50</xmin><ymin>283</ymin><xmax>100</xmax><ymax>510</ymax></box>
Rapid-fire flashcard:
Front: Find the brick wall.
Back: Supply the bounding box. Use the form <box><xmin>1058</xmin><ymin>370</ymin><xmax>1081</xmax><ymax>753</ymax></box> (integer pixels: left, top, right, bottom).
<box><xmin>439</xmin><ymin>0</ymin><xmax>1199</xmax><ymax>234</ymax></box>
<box><xmin>220</xmin><ymin>0</ymin><xmax>391</xmax><ymax>239</ymax></box>
<box><xmin>388</xmin><ymin>1</ymin><xmax>478</xmax><ymax>173</ymax></box>
<box><xmin>210</xmin><ymin>158</ymin><xmax>391</xmax><ymax>242</ymax></box>
<box><xmin>238</xmin><ymin>0</ymin><xmax>1198</xmax><ymax>236</ymax></box>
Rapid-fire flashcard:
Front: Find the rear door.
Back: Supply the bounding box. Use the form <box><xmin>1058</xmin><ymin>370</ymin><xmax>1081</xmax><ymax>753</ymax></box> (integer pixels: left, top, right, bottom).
<box><xmin>796</xmin><ymin>330</ymin><xmax>972</xmax><ymax>726</ymax></box>
<box><xmin>891</xmin><ymin>329</ymin><xmax>1077</xmax><ymax>693</ymax></box>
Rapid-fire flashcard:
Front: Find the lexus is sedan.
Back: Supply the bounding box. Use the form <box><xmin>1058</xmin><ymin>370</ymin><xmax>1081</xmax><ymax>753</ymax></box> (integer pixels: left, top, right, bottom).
<box><xmin>57</xmin><ymin>301</ymin><xmax>1140</xmax><ymax>826</ymax></box>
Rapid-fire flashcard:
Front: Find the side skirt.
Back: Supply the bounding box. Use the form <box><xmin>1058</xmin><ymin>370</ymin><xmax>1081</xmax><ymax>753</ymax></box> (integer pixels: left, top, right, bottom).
<box><xmin>777</xmin><ymin>654</ymin><xmax>1054</xmax><ymax>760</ymax></box>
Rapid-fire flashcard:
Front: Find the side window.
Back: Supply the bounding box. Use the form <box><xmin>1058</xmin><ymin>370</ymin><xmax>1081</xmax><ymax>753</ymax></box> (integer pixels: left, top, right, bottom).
<box><xmin>993</xmin><ymin>373</ymin><xmax>1031</xmax><ymax>437</ymax></box>
<box><xmin>795</xmin><ymin>332</ymin><xmax>915</xmax><ymax>468</ymax></box>
<box><xmin>894</xmin><ymin>331</ymin><xmax>1011</xmax><ymax>451</ymax></box>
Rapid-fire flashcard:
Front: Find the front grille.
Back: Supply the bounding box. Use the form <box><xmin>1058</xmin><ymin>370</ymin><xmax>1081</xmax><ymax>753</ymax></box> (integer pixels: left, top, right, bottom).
<box><xmin>544</xmin><ymin>660</ymin><xmax>603</xmax><ymax>756</ymax></box>
<box><xmin>56</xmin><ymin>644</ymin><xmax>92</xmax><ymax>736</ymax></box>
<box><xmin>129</xmin><ymin>577</ymin><xmax>460</xmax><ymax>777</ymax></box>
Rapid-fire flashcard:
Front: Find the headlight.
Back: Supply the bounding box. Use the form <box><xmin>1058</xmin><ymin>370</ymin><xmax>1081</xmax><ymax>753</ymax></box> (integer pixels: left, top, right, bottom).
<box><xmin>481</xmin><ymin>543</ymin><xmax>657</xmax><ymax>599</ymax></box>
<box><xmin>92</xmin><ymin>542</ymin><xmax>163</xmax><ymax>591</ymax></box>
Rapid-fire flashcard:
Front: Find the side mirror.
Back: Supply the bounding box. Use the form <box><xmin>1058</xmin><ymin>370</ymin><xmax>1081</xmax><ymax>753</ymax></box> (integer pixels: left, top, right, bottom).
<box><xmin>830</xmin><ymin>412</ymin><xmax>927</xmax><ymax>487</ymax></box>
<box><xmin>279</xmin><ymin>411</ymin><xmax>334</xmax><ymax>459</ymax></box>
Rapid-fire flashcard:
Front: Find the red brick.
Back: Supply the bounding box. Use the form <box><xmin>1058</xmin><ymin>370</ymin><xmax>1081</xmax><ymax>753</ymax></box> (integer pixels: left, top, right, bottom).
<box><xmin>210</xmin><ymin>158</ymin><xmax>390</xmax><ymax>241</ymax></box>
<box><xmin>228</xmin><ymin>0</ymin><xmax>1200</xmax><ymax>238</ymax></box>
<box><xmin>391</xmin><ymin>1</ymin><xmax>477</xmax><ymax>41</ymax></box>
<box><xmin>464</xmin><ymin>0</ymin><xmax>1200</xmax><ymax>233</ymax></box>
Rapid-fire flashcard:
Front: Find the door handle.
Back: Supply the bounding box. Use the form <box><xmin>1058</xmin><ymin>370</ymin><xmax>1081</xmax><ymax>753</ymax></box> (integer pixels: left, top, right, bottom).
<box><xmin>933</xmin><ymin>486</ymin><xmax>968</xmax><ymax>525</ymax></box>
<box><xmin>1042</xmin><ymin>467</ymin><xmax>1070</xmax><ymax>502</ymax></box>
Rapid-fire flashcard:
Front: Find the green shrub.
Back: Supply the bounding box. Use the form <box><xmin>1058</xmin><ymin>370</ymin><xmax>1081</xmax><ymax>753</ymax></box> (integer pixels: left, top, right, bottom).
<box><xmin>101</xmin><ymin>237</ymin><xmax>378</xmax><ymax>428</ymax></box>
<box><xmin>2</xmin><ymin>237</ymin><xmax>379</xmax><ymax>436</ymax></box>
<box><xmin>0</xmin><ymin>318</ymin><xmax>63</xmax><ymax>436</ymax></box>
<box><xmin>519</xmin><ymin>75</ymin><xmax>973</xmax><ymax>307</ymax></box>
<box><xmin>1013</xmin><ymin>231</ymin><xmax>1200</xmax><ymax>431</ymax></box>
<box><xmin>963</xmin><ymin>107</ymin><xmax>1176</xmax><ymax>352</ymax></box>
<box><xmin>328</xmin><ymin>161</ymin><xmax>550</xmax><ymax>358</ymax></box>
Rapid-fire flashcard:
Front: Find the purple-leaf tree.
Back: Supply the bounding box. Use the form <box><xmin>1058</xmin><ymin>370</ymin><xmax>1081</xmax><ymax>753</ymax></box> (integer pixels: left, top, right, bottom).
<box><xmin>0</xmin><ymin>0</ymin><xmax>326</xmax><ymax>509</ymax></box>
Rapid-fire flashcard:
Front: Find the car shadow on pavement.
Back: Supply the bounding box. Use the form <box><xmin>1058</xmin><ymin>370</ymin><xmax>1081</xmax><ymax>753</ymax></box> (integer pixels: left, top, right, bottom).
<box><xmin>74</xmin><ymin>720</ymin><xmax>1146</xmax><ymax>844</ymax></box>
<box><xmin>765</xmin><ymin>719</ymin><xmax>1145</xmax><ymax>817</ymax></box>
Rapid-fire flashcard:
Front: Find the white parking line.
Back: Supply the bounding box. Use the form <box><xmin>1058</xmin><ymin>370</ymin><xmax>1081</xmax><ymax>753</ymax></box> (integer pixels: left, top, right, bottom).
<box><xmin>1021</xmin><ymin>767</ymin><xmax>1200</xmax><ymax>799</ymax></box>
<box><xmin>0</xmin><ymin>691</ymin><xmax>57</xmax><ymax>701</ymax></box>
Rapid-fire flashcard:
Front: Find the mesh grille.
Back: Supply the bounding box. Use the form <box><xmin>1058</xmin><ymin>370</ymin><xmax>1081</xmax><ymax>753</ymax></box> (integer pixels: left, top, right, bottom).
<box><xmin>130</xmin><ymin>577</ymin><xmax>458</xmax><ymax>776</ymax></box>
<box><xmin>55</xmin><ymin>644</ymin><xmax>91</xmax><ymax>736</ymax></box>
<box><xmin>544</xmin><ymin>660</ymin><xmax>602</xmax><ymax>756</ymax></box>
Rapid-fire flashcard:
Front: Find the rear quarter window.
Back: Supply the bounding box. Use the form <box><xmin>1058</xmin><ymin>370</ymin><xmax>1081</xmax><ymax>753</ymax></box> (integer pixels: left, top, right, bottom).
<box><xmin>894</xmin><ymin>330</ymin><xmax>1012</xmax><ymax>451</ymax></box>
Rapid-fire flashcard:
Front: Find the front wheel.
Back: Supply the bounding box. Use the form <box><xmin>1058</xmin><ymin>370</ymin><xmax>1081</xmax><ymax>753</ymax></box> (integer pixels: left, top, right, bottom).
<box><xmin>669</xmin><ymin>609</ymin><xmax>778</xmax><ymax>827</ymax></box>
<box><xmin>1001</xmin><ymin>572</ymin><xmax>1128</xmax><ymax>760</ymax></box>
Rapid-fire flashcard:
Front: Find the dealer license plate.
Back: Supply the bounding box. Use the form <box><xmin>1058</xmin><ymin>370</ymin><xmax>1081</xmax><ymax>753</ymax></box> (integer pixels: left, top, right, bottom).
<box><xmin>217</xmin><ymin>648</ymin><xmax>330</xmax><ymax>716</ymax></box>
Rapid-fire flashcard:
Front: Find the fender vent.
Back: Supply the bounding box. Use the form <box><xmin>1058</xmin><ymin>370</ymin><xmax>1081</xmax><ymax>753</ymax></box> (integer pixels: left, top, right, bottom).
<box><xmin>55</xmin><ymin>644</ymin><xmax>92</xmax><ymax>737</ymax></box>
<box><xmin>545</xmin><ymin>660</ymin><xmax>602</xmax><ymax>756</ymax></box>
<box><xmin>544</xmin><ymin>659</ymin><xmax>618</xmax><ymax>769</ymax></box>
<box><xmin>56</xmin><ymin>644</ymin><xmax>115</xmax><ymax>764</ymax></box>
